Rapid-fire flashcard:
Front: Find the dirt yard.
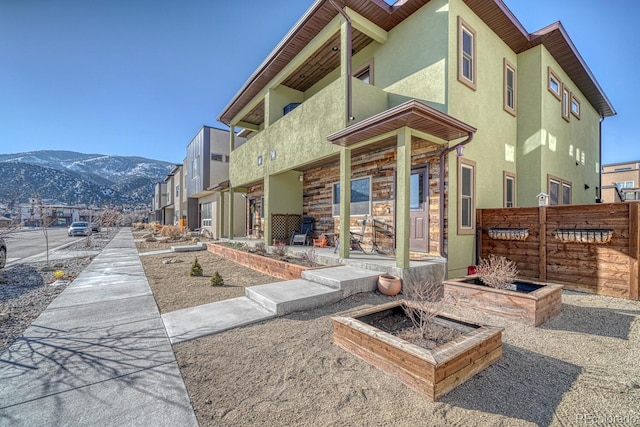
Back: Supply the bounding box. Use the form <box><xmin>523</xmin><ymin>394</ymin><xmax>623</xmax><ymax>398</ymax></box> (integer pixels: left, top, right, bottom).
<box><xmin>136</xmin><ymin>238</ymin><xmax>640</xmax><ymax>427</ymax></box>
<box><xmin>137</xmin><ymin>240</ymin><xmax>279</xmax><ymax>313</ymax></box>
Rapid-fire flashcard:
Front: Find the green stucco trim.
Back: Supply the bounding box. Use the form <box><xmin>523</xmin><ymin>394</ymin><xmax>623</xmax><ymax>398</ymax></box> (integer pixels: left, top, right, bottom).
<box><xmin>395</xmin><ymin>127</ymin><xmax>412</xmax><ymax>269</ymax></box>
<box><xmin>339</xmin><ymin>148</ymin><xmax>352</xmax><ymax>259</ymax></box>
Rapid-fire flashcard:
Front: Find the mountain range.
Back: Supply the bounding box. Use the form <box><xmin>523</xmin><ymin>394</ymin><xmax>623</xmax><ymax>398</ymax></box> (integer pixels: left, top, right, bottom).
<box><xmin>0</xmin><ymin>150</ymin><xmax>174</xmax><ymax>206</ymax></box>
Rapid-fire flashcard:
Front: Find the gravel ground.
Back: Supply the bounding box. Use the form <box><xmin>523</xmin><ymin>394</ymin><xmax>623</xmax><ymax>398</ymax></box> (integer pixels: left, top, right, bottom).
<box><xmin>173</xmin><ymin>290</ymin><xmax>640</xmax><ymax>427</ymax></box>
<box><xmin>0</xmin><ymin>234</ymin><xmax>114</xmax><ymax>353</ymax></box>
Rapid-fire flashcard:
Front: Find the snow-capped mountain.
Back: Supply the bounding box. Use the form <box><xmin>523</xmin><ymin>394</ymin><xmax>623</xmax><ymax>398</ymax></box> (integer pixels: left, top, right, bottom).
<box><xmin>0</xmin><ymin>150</ymin><xmax>174</xmax><ymax>205</ymax></box>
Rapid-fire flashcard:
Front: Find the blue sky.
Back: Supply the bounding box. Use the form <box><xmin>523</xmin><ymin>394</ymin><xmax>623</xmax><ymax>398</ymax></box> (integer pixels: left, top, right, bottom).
<box><xmin>0</xmin><ymin>0</ymin><xmax>636</xmax><ymax>165</ymax></box>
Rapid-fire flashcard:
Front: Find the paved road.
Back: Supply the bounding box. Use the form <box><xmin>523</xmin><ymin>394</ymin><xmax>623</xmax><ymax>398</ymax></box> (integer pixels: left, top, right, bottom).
<box><xmin>3</xmin><ymin>227</ymin><xmax>86</xmax><ymax>266</ymax></box>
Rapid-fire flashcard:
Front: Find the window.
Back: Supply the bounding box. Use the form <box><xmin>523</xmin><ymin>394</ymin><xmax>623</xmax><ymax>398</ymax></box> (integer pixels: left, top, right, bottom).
<box><xmin>562</xmin><ymin>84</ymin><xmax>570</xmax><ymax>122</ymax></box>
<box><xmin>458</xmin><ymin>158</ymin><xmax>475</xmax><ymax>234</ymax></box>
<box><xmin>616</xmin><ymin>181</ymin><xmax>635</xmax><ymax>189</ymax></box>
<box><xmin>548</xmin><ymin>175</ymin><xmax>572</xmax><ymax>205</ymax></box>
<box><xmin>353</xmin><ymin>60</ymin><xmax>373</xmax><ymax>85</ymax></box>
<box><xmin>504</xmin><ymin>171</ymin><xmax>516</xmax><ymax>208</ymax></box>
<box><xmin>548</xmin><ymin>67</ymin><xmax>561</xmax><ymax>99</ymax></box>
<box><xmin>192</xmin><ymin>156</ymin><xmax>199</xmax><ymax>179</ymax></box>
<box><xmin>201</xmin><ymin>202</ymin><xmax>212</xmax><ymax>227</ymax></box>
<box><xmin>503</xmin><ymin>59</ymin><xmax>517</xmax><ymax>115</ymax></box>
<box><xmin>571</xmin><ymin>95</ymin><xmax>581</xmax><ymax>119</ymax></box>
<box><xmin>458</xmin><ymin>17</ymin><xmax>477</xmax><ymax>90</ymax></box>
<box><xmin>175</xmin><ymin>184</ymin><xmax>180</xmax><ymax>198</ymax></box>
<box><xmin>332</xmin><ymin>177</ymin><xmax>371</xmax><ymax>217</ymax></box>
<box><xmin>211</xmin><ymin>153</ymin><xmax>228</xmax><ymax>162</ymax></box>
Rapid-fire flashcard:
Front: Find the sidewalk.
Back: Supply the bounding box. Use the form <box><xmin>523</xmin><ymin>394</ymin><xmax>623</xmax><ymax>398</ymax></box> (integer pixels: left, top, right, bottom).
<box><xmin>0</xmin><ymin>229</ymin><xmax>198</xmax><ymax>426</ymax></box>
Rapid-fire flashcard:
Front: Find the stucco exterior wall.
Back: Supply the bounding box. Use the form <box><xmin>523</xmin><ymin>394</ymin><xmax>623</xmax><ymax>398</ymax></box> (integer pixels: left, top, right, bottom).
<box><xmin>446</xmin><ymin>0</ymin><xmax>520</xmax><ymax>275</ymax></box>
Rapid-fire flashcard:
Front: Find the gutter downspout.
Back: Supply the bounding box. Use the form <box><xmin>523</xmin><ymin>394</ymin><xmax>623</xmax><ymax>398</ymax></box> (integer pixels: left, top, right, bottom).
<box><xmin>598</xmin><ymin>116</ymin><xmax>604</xmax><ymax>202</ymax></box>
<box><xmin>328</xmin><ymin>0</ymin><xmax>353</xmax><ymax>123</ymax></box>
<box><xmin>438</xmin><ymin>133</ymin><xmax>474</xmax><ymax>258</ymax></box>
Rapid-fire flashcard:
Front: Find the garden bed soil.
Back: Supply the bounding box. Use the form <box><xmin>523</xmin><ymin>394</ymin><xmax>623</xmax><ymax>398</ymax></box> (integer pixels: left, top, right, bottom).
<box><xmin>443</xmin><ymin>276</ymin><xmax>563</xmax><ymax>326</ymax></box>
<box><xmin>332</xmin><ymin>300</ymin><xmax>503</xmax><ymax>400</ymax></box>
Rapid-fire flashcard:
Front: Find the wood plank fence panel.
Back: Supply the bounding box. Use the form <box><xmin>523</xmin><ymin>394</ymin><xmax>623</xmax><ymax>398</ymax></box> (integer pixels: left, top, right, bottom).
<box><xmin>478</xmin><ymin>203</ymin><xmax>639</xmax><ymax>300</ymax></box>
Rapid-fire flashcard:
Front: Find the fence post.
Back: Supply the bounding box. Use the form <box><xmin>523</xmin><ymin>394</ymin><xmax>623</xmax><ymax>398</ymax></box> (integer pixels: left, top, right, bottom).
<box><xmin>539</xmin><ymin>206</ymin><xmax>547</xmax><ymax>281</ymax></box>
<box><xmin>629</xmin><ymin>203</ymin><xmax>639</xmax><ymax>300</ymax></box>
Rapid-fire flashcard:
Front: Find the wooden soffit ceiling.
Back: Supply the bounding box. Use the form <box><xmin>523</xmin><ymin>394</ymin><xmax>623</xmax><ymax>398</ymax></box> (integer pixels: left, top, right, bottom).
<box><xmin>327</xmin><ymin>100</ymin><xmax>476</xmax><ymax>147</ymax></box>
<box><xmin>219</xmin><ymin>0</ymin><xmax>614</xmax><ymax>126</ymax></box>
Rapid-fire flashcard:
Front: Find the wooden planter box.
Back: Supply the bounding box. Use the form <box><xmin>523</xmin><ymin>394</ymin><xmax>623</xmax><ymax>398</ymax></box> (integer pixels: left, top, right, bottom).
<box><xmin>206</xmin><ymin>243</ymin><xmax>326</xmax><ymax>281</ymax></box>
<box><xmin>332</xmin><ymin>301</ymin><xmax>503</xmax><ymax>400</ymax></box>
<box><xmin>443</xmin><ymin>277</ymin><xmax>563</xmax><ymax>326</ymax></box>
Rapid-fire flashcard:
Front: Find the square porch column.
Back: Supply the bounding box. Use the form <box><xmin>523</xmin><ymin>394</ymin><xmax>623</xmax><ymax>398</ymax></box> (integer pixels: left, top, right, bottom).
<box><xmin>227</xmin><ymin>187</ymin><xmax>235</xmax><ymax>239</ymax></box>
<box><xmin>339</xmin><ymin>147</ymin><xmax>352</xmax><ymax>258</ymax></box>
<box><xmin>216</xmin><ymin>191</ymin><xmax>225</xmax><ymax>239</ymax></box>
<box><xmin>396</xmin><ymin>127</ymin><xmax>411</xmax><ymax>269</ymax></box>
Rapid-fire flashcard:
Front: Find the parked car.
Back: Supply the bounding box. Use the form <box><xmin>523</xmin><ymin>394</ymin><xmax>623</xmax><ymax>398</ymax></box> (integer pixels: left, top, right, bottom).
<box><xmin>0</xmin><ymin>237</ymin><xmax>6</xmax><ymax>269</ymax></box>
<box><xmin>68</xmin><ymin>221</ymin><xmax>91</xmax><ymax>237</ymax></box>
<box><xmin>90</xmin><ymin>223</ymin><xmax>100</xmax><ymax>232</ymax></box>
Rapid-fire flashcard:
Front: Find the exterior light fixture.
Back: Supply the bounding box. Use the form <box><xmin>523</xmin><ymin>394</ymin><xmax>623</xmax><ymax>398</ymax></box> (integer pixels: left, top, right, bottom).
<box><xmin>455</xmin><ymin>145</ymin><xmax>464</xmax><ymax>157</ymax></box>
<box><xmin>299</xmin><ymin>74</ymin><xmax>306</xmax><ymax>79</ymax></box>
<box><xmin>257</xmin><ymin>155</ymin><xmax>263</xmax><ymax>166</ymax></box>
<box><xmin>270</xmin><ymin>150</ymin><xmax>277</xmax><ymax>160</ymax></box>
<box><xmin>332</xmin><ymin>46</ymin><xmax>339</xmax><ymax>52</ymax></box>
<box><xmin>299</xmin><ymin>174</ymin><xmax>303</xmax><ymax>182</ymax></box>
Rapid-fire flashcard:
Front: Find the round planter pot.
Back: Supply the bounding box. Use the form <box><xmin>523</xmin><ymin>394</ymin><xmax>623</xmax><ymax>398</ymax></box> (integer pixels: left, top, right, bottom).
<box><xmin>378</xmin><ymin>274</ymin><xmax>402</xmax><ymax>296</ymax></box>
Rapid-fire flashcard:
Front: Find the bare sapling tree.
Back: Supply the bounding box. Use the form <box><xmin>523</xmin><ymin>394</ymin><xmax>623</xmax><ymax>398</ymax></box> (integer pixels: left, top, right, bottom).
<box><xmin>476</xmin><ymin>254</ymin><xmax>518</xmax><ymax>289</ymax></box>
<box><xmin>401</xmin><ymin>270</ymin><xmax>446</xmax><ymax>340</ymax></box>
<box><xmin>100</xmin><ymin>207</ymin><xmax>122</xmax><ymax>235</ymax></box>
<box><xmin>31</xmin><ymin>193</ymin><xmax>55</xmax><ymax>266</ymax></box>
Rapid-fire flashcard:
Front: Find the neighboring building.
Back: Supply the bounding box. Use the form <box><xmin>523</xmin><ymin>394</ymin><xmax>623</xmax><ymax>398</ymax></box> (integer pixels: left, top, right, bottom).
<box><xmin>601</xmin><ymin>161</ymin><xmax>640</xmax><ymax>203</ymax></box>
<box><xmin>151</xmin><ymin>181</ymin><xmax>167</xmax><ymax>224</ymax></box>
<box><xmin>163</xmin><ymin>164</ymin><xmax>183</xmax><ymax>225</ymax></box>
<box><xmin>19</xmin><ymin>204</ymin><xmax>81</xmax><ymax>227</ymax></box>
<box><xmin>185</xmin><ymin>126</ymin><xmax>246</xmax><ymax>237</ymax></box>
<box><xmin>217</xmin><ymin>0</ymin><xmax>615</xmax><ymax>277</ymax></box>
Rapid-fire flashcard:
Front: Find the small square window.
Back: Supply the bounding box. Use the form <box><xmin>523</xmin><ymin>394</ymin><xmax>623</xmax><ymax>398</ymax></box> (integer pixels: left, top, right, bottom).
<box><xmin>548</xmin><ymin>67</ymin><xmax>561</xmax><ymax>100</ymax></box>
<box><xmin>571</xmin><ymin>95</ymin><xmax>581</xmax><ymax>119</ymax></box>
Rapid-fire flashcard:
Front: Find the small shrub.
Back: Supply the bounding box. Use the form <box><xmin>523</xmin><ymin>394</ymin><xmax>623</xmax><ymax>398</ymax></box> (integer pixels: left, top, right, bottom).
<box><xmin>254</xmin><ymin>241</ymin><xmax>266</xmax><ymax>255</ymax></box>
<box><xmin>210</xmin><ymin>271</ymin><xmax>224</xmax><ymax>286</ymax></box>
<box><xmin>151</xmin><ymin>223</ymin><xmax>163</xmax><ymax>233</ymax></box>
<box><xmin>273</xmin><ymin>242</ymin><xmax>287</xmax><ymax>257</ymax></box>
<box><xmin>189</xmin><ymin>256</ymin><xmax>203</xmax><ymax>277</ymax></box>
<box><xmin>160</xmin><ymin>225</ymin><xmax>183</xmax><ymax>240</ymax></box>
<box><xmin>300</xmin><ymin>248</ymin><xmax>318</xmax><ymax>266</ymax></box>
<box><xmin>53</xmin><ymin>270</ymin><xmax>65</xmax><ymax>280</ymax></box>
<box><xmin>476</xmin><ymin>254</ymin><xmax>518</xmax><ymax>289</ymax></box>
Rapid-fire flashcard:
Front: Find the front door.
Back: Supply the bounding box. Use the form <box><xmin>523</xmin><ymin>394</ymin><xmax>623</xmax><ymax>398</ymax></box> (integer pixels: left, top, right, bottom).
<box><xmin>410</xmin><ymin>168</ymin><xmax>429</xmax><ymax>252</ymax></box>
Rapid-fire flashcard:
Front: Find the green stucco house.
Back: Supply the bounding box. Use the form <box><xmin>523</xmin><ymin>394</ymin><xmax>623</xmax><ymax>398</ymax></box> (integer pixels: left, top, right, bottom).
<box><xmin>216</xmin><ymin>0</ymin><xmax>615</xmax><ymax>277</ymax></box>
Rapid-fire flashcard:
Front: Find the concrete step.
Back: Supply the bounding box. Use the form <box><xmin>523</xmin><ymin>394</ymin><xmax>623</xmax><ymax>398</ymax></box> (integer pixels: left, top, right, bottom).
<box><xmin>246</xmin><ymin>279</ymin><xmax>342</xmax><ymax>315</ymax></box>
<box><xmin>302</xmin><ymin>265</ymin><xmax>380</xmax><ymax>296</ymax></box>
<box><xmin>162</xmin><ymin>296</ymin><xmax>276</xmax><ymax>344</ymax></box>
<box><xmin>172</xmin><ymin>243</ymin><xmax>205</xmax><ymax>252</ymax></box>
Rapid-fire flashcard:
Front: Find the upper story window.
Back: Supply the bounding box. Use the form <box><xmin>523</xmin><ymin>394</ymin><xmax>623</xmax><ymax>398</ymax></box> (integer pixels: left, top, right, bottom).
<box><xmin>332</xmin><ymin>177</ymin><xmax>371</xmax><ymax>217</ymax></box>
<box><xmin>353</xmin><ymin>60</ymin><xmax>373</xmax><ymax>85</ymax></box>
<box><xmin>503</xmin><ymin>59</ymin><xmax>517</xmax><ymax>116</ymax></box>
<box><xmin>458</xmin><ymin>17</ymin><xmax>477</xmax><ymax>90</ymax></box>
<box><xmin>175</xmin><ymin>184</ymin><xmax>180</xmax><ymax>198</ymax></box>
<box><xmin>211</xmin><ymin>153</ymin><xmax>229</xmax><ymax>162</ymax></box>
<box><xmin>548</xmin><ymin>67</ymin><xmax>561</xmax><ymax>100</ymax></box>
<box><xmin>458</xmin><ymin>158</ymin><xmax>476</xmax><ymax>234</ymax></box>
<box><xmin>617</xmin><ymin>181</ymin><xmax>635</xmax><ymax>189</ymax></box>
<box><xmin>192</xmin><ymin>156</ymin><xmax>199</xmax><ymax>179</ymax></box>
<box><xmin>562</xmin><ymin>84</ymin><xmax>571</xmax><ymax>122</ymax></box>
<box><xmin>571</xmin><ymin>95</ymin><xmax>581</xmax><ymax>119</ymax></box>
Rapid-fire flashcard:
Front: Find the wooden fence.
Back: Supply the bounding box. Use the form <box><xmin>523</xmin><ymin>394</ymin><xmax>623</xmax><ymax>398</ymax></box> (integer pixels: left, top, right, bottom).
<box><xmin>477</xmin><ymin>203</ymin><xmax>639</xmax><ymax>300</ymax></box>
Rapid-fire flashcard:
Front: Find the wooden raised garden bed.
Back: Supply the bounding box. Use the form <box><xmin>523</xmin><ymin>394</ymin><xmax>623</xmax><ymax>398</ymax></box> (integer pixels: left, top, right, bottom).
<box><xmin>332</xmin><ymin>301</ymin><xmax>503</xmax><ymax>400</ymax></box>
<box><xmin>443</xmin><ymin>277</ymin><xmax>563</xmax><ymax>326</ymax></box>
<box><xmin>206</xmin><ymin>243</ymin><xmax>328</xmax><ymax>281</ymax></box>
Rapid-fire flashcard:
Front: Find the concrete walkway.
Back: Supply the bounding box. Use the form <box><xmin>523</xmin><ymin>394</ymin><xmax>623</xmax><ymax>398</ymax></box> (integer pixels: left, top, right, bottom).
<box><xmin>0</xmin><ymin>229</ymin><xmax>198</xmax><ymax>427</ymax></box>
